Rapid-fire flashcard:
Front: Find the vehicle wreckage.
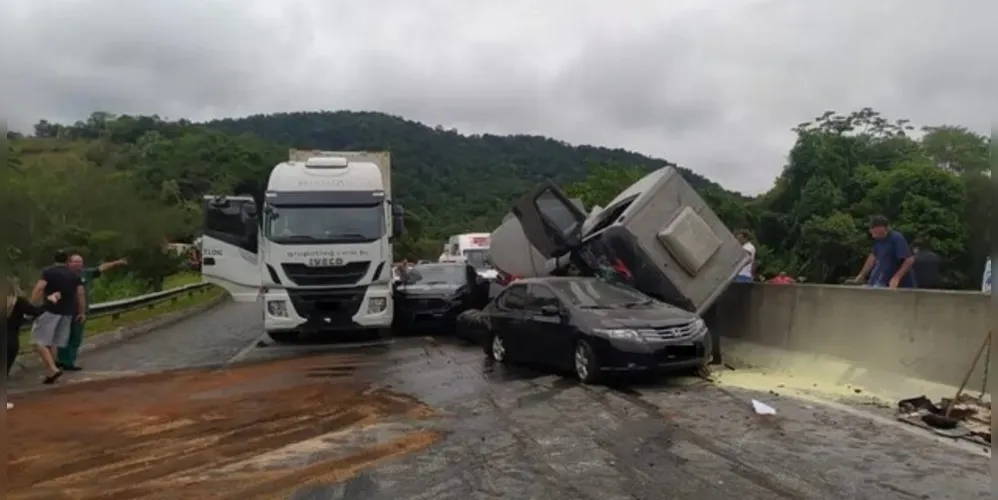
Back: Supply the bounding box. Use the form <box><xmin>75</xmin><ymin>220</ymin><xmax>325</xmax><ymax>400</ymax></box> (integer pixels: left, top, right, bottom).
<box><xmin>489</xmin><ymin>165</ymin><xmax>751</xmax><ymax>315</ymax></box>
<box><xmin>451</xmin><ymin>166</ymin><xmax>753</xmax><ymax>380</ymax></box>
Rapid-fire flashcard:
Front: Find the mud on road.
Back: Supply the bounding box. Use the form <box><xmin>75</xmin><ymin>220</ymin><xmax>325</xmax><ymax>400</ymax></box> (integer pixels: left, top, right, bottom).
<box><xmin>7</xmin><ymin>354</ymin><xmax>441</xmax><ymax>500</ymax></box>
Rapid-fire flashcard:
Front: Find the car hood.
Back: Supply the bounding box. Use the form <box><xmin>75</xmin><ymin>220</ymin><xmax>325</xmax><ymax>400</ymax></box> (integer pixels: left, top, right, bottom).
<box><xmin>575</xmin><ymin>304</ymin><xmax>698</xmax><ymax>329</ymax></box>
<box><xmin>396</xmin><ymin>283</ymin><xmax>462</xmax><ymax>296</ymax></box>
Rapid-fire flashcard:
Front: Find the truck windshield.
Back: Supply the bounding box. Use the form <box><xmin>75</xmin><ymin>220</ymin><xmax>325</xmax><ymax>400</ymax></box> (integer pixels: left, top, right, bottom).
<box><xmin>463</xmin><ymin>249</ymin><xmax>490</xmax><ymax>270</ymax></box>
<box><xmin>264</xmin><ymin>204</ymin><xmax>385</xmax><ymax>244</ymax></box>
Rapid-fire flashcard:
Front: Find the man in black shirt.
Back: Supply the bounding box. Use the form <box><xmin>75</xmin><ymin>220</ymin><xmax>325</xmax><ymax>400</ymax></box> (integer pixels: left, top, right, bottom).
<box><xmin>29</xmin><ymin>250</ymin><xmax>85</xmax><ymax>383</ymax></box>
<box><xmin>911</xmin><ymin>239</ymin><xmax>942</xmax><ymax>289</ymax></box>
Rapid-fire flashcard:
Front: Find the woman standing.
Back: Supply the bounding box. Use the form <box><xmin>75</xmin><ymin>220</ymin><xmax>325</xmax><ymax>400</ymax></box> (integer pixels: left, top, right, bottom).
<box><xmin>5</xmin><ymin>276</ymin><xmax>60</xmax><ymax>409</ymax></box>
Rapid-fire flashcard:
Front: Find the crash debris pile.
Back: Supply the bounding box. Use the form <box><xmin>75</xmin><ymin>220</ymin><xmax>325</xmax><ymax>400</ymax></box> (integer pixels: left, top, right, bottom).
<box><xmin>897</xmin><ymin>395</ymin><xmax>991</xmax><ymax>446</ymax></box>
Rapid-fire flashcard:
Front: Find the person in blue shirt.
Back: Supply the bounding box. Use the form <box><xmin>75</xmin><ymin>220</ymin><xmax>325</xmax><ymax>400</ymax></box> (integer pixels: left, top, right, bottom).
<box><xmin>849</xmin><ymin>215</ymin><xmax>915</xmax><ymax>289</ymax></box>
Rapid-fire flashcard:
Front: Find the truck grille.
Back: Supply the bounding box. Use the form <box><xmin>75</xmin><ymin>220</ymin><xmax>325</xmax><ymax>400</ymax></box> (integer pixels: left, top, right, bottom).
<box><xmin>286</xmin><ymin>287</ymin><xmax>365</xmax><ymax>319</ymax></box>
<box><xmin>282</xmin><ymin>262</ymin><xmax>370</xmax><ymax>287</ymax></box>
<box><xmin>638</xmin><ymin>321</ymin><xmax>702</xmax><ymax>341</ymax></box>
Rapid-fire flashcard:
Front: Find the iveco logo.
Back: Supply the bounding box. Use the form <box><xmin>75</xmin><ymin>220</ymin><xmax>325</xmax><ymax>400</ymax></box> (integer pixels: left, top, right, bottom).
<box><xmin>307</xmin><ymin>257</ymin><xmax>344</xmax><ymax>267</ymax></box>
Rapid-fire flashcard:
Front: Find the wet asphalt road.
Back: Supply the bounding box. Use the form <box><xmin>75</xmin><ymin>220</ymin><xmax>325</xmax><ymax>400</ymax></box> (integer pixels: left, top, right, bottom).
<box><xmin>11</xmin><ymin>302</ymin><xmax>992</xmax><ymax>499</ymax></box>
<box><xmin>242</xmin><ymin>337</ymin><xmax>990</xmax><ymax>500</ymax></box>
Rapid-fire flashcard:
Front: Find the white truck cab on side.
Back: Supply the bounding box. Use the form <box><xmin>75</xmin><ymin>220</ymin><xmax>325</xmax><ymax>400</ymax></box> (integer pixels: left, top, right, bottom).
<box><xmin>201</xmin><ymin>150</ymin><xmax>404</xmax><ymax>343</ymax></box>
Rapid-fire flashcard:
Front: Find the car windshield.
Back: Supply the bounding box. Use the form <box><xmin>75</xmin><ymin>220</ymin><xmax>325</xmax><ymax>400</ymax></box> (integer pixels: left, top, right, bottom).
<box><xmin>264</xmin><ymin>204</ymin><xmax>384</xmax><ymax>244</ymax></box>
<box><xmin>463</xmin><ymin>249</ymin><xmax>490</xmax><ymax>270</ymax></box>
<box><xmin>551</xmin><ymin>279</ymin><xmax>655</xmax><ymax>309</ymax></box>
<box><xmin>404</xmin><ymin>265</ymin><xmax>466</xmax><ymax>285</ymax></box>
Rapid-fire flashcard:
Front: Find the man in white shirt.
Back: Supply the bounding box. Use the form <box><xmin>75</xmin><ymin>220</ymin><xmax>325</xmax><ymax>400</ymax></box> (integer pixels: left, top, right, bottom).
<box><xmin>734</xmin><ymin>230</ymin><xmax>756</xmax><ymax>283</ymax></box>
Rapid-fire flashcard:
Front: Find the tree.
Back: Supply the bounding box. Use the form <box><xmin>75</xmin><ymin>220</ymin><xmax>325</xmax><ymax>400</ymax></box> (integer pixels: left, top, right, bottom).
<box><xmin>13</xmin><ymin>107</ymin><xmax>987</xmax><ymax>290</ymax></box>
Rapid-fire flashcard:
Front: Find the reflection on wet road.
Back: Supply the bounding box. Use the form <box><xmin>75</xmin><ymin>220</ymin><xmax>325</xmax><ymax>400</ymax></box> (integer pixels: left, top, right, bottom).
<box><xmin>241</xmin><ymin>337</ymin><xmax>989</xmax><ymax>499</ymax></box>
<box><xmin>7</xmin><ymin>332</ymin><xmax>990</xmax><ymax>499</ymax></box>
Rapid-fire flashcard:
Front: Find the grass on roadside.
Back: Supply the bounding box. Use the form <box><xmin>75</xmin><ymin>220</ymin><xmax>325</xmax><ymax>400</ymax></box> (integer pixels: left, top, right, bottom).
<box><xmin>162</xmin><ymin>272</ymin><xmax>203</xmax><ymax>289</ymax></box>
<box><xmin>18</xmin><ymin>285</ymin><xmax>227</xmax><ymax>353</ymax></box>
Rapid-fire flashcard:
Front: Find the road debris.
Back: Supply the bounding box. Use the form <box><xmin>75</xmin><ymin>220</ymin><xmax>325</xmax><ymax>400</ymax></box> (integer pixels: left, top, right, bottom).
<box><xmin>751</xmin><ymin>399</ymin><xmax>776</xmax><ymax>415</ymax></box>
<box><xmin>897</xmin><ymin>394</ymin><xmax>991</xmax><ymax>446</ymax></box>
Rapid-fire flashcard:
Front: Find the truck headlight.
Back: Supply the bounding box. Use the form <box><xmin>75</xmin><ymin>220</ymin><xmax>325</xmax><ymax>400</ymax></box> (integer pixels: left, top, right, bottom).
<box><xmin>267</xmin><ymin>300</ymin><xmax>288</xmax><ymax>317</ymax></box>
<box><xmin>368</xmin><ymin>297</ymin><xmax>387</xmax><ymax>314</ymax></box>
<box><xmin>592</xmin><ymin>328</ymin><xmax>642</xmax><ymax>341</ymax></box>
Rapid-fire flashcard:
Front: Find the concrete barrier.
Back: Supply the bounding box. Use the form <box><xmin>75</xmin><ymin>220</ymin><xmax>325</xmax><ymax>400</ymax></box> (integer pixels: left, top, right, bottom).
<box><xmin>711</xmin><ymin>283</ymin><xmax>991</xmax><ymax>402</ymax></box>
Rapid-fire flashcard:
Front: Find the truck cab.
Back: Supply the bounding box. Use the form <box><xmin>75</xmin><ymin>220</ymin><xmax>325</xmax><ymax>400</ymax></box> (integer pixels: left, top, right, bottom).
<box><xmin>201</xmin><ymin>151</ymin><xmax>404</xmax><ymax>343</ymax></box>
<box><xmin>488</xmin><ymin>167</ymin><xmax>751</xmax><ymax>315</ymax></box>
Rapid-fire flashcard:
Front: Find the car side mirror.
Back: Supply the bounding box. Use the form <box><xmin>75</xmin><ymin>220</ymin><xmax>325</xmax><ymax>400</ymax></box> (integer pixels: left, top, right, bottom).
<box><xmin>540</xmin><ymin>305</ymin><xmax>560</xmax><ymax>316</ymax></box>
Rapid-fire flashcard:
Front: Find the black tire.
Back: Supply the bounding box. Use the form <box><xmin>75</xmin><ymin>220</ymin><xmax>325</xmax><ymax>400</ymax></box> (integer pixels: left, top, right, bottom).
<box><xmin>268</xmin><ymin>331</ymin><xmax>300</xmax><ymax>344</ymax></box>
<box><xmin>574</xmin><ymin>340</ymin><xmax>601</xmax><ymax>384</ymax></box>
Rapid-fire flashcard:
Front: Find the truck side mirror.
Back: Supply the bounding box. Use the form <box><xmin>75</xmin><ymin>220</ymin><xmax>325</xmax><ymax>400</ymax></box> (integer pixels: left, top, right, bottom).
<box><xmin>392</xmin><ymin>204</ymin><xmax>405</xmax><ymax>238</ymax></box>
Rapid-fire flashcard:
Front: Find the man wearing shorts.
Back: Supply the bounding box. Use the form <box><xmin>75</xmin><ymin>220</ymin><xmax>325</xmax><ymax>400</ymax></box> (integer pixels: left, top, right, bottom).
<box><xmin>30</xmin><ymin>250</ymin><xmax>85</xmax><ymax>384</ymax></box>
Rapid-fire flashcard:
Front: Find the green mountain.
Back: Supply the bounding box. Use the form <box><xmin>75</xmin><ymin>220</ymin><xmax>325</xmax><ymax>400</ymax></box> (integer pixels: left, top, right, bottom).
<box><xmin>207</xmin><ymin>111</ymin><xmax>747</xmax><ymax>238</ymax></box>
<box><xmin>14</xmin><ymin>108</ymin><xmax>988</xmax><ymax>288</ymax></box>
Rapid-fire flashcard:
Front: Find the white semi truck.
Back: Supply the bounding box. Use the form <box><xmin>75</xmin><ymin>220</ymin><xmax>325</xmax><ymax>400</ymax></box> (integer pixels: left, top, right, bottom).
<box><xmin>201</xmin><ymin>150</ymin><xmax>404</xmax><ymax>343</ymax></box>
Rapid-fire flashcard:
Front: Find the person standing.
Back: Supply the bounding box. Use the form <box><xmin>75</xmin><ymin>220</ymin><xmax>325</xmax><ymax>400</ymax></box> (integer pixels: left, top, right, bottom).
<box><xmin>849</xmin><ymin>216</ymin><xmax>915</xmax><ymax>289</ymax></box>
<box><xmin>910</xmin><ymin>239</ymin><xmax>943</xmax><ymax>289</ymax></box>
<box><xmin>57</xmin><ymin>253</ymin><xmax>128</xmax><ymax>371</ymax></box>
<box><xmin>29</xmin><ymin>250</ymin><xmax>85</xmax><ymax>384</ymax></box>
<box><xmin>734</xmin><ymin>230</ymin><xmax>756</xmax><ymax>283</ymax></box>
<box><xmin>6</xmin><ymin>276</ymin><xmax>60</xmax><ymax>408</ymax></box>
<box><xmin>983</xmin><ymin>257</ymin><xmax>992</xmax><ymax>294</ymax></box>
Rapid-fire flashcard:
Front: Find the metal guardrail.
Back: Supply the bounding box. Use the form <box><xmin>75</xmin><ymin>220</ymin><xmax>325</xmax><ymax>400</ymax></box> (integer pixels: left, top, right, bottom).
<box><xmin>89</xmin><ymin>282</ymin><xmax>212</xmax><ymax>320</ymax></box>
<box><xmin>14</xmin><ymin>282</ymin><xmax>215</xmax><ymax>354</ymax></box>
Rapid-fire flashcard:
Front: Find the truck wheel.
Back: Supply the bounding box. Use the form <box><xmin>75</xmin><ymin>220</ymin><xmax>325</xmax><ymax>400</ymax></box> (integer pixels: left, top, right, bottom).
<box><xmin>268</xmin><ymin>331</ymin><xmax>300</xmax><ymax>344</ymax></box>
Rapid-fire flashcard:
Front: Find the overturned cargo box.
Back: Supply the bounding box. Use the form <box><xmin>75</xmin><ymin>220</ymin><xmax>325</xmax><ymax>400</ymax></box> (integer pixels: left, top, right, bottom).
<box><xmin>488</xmin><ymin>167</ymin><xmax>750</xmax><ymax>314</ymax></box>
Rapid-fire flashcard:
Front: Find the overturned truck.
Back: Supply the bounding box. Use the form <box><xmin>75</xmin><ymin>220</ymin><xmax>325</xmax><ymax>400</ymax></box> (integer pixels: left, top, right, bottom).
<box><xmin>489</xmin><ymin>166</ymin><xmax>750</xmax><ymax>316</ymax></box>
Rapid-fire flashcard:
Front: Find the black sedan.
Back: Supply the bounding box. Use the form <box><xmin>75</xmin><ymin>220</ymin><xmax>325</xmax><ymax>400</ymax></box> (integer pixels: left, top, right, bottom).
<box><xmin>458</xmin><ymin>276</ymin><xmax>712</xmax><ymax>383</ymax></box>
<box><xmin>393</xmin><ymin>262</ymin><xmax>491</xmax><ymax>334</ymax></box>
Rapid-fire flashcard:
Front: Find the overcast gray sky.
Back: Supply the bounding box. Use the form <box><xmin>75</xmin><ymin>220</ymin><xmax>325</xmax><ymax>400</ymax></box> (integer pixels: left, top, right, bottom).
<box><xmin>2</xmin><ymin>0</ymin><xmax>995</xmax><ymax>194</ymax></box>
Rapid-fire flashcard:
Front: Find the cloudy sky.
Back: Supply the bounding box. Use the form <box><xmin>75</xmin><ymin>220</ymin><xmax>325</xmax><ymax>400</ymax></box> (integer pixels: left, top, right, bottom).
<box><xmin>2</xmin><ymin>0</ymin><xmax>995</xmax><ymax>194</ymax></box>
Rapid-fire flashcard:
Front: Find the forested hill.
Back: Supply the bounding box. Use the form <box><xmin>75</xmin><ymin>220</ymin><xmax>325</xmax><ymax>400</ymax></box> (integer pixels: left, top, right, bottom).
<box><xmin>206</xmin><ymin>111</ymin><xmax>746</xmax><ymax>235</ymax></box>
<box><xmin>8</xmin><ymin>108</ymin><xmax>991</xmax><ymax>289</ymax></box>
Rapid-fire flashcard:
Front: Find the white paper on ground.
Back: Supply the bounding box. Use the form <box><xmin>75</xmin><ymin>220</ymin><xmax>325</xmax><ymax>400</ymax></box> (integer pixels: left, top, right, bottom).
<box><xmin>752</xmin><ymin>399</ymin><xmax>776</xmax><ymax>415</ymax></box>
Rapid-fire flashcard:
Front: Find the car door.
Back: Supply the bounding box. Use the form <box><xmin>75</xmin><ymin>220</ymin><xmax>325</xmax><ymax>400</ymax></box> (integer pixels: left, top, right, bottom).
<box><xmin>525</xmin><ymin>284</ymin><xmax>574</xmax><ymax>369</ymax></box>
<box><xmin>201</xmin><ymin>195</ymin><xmax>262</xmax><ymax>301</ymax></box>
<box><xmin>510</xmin><ymin>182</ymin><xmax>589</xmax><ymax>260</ymax></box>
<box><xmin>491</xmin><ymin>284</ymin><xmax>531</xmax><ymax>357</ymax></box>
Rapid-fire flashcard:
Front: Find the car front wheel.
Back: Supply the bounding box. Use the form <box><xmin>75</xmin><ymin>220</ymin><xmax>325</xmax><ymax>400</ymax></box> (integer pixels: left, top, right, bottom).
<box><xmin>574</xmin><ymin>340</ymin><xmax>600</xmax><ymax>384</ymax></box>
<box><xmin>485</xmin><ymin>333</ymin><xmax>508</xmax><ymax>363</ymax></box>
